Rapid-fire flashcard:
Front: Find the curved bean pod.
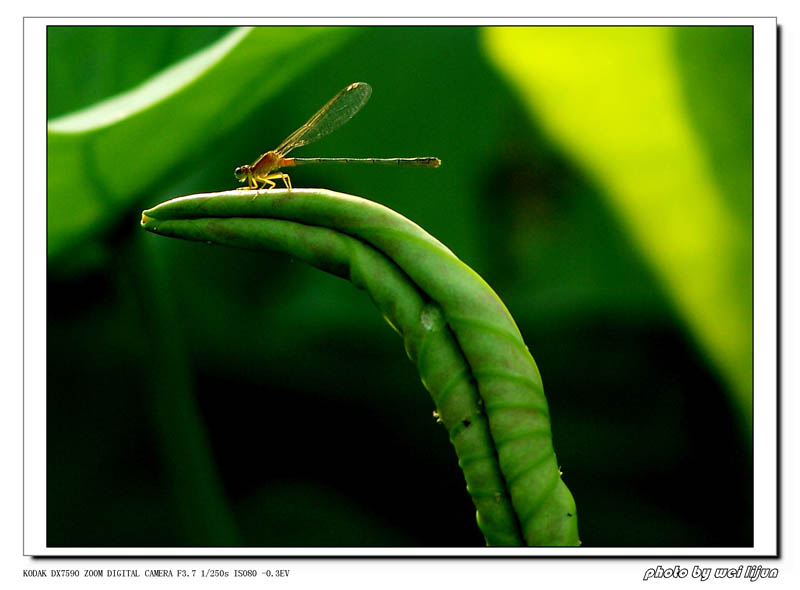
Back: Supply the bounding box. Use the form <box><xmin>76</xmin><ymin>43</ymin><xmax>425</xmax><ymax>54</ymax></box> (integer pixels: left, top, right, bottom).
<box><xmin>141</xmin><ymin>189</ymin><xmax>579</xmax><ymax>546</ymax></box>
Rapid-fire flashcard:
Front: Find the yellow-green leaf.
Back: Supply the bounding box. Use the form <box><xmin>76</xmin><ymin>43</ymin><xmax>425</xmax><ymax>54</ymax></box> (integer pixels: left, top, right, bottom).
<box><xmin>483</xmin><ymin>26</ymin><xmax>752</xmax><ymax>433</ymax></box>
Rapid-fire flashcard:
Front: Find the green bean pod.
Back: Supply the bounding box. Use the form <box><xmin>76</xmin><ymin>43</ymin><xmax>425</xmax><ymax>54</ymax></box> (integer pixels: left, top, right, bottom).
<box><xmin>141</xmin><ymin>189</ymin><xmax>579</xmax><ymax>547</ymax></box>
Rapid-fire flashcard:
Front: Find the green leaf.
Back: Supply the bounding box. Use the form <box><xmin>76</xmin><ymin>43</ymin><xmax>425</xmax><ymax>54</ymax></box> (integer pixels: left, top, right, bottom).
<box><xmin>482</xmin><ymin>27</ymin><xmax>753</xmax><ymax>434</ymax></box>
<box><xmin>47</xmin><ymin>26</ymin><xmax>357</xmax><ymax>259</ymax></box>
<box><xmin>141</xmin><ymin>189</ymin><xmax>580</xmax><ymax>547</ymax></box>
<box><xmin>47</xmin><ymin>26</ymin><xmax>237</xmax><ymax>119</ymax></box>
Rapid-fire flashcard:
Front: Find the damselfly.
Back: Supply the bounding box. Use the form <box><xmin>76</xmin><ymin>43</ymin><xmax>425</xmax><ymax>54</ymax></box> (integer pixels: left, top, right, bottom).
<box><xmin>234</xmin><ymin>82</ymin><xmax>441</xmax><ymax>191</ymax></box>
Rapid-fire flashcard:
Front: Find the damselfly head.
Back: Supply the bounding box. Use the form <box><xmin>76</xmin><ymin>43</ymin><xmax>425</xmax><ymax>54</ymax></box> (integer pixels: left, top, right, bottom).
<box><xmin>234</xmin><ymin>165</ymin><xmax>249</xmax><ymax>181</ymax></box>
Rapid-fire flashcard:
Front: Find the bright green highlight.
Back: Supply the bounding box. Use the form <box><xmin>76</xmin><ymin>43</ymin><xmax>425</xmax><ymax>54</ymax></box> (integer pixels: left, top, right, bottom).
<box><xmin>49</xmin><ymin>28</ymin><xmax>251</xmax><ymax>133</ymax></box>
<box><xmin>483</xmin><ymin>26</ymin><xmax>752</xmax><ymax>432</ymax></box>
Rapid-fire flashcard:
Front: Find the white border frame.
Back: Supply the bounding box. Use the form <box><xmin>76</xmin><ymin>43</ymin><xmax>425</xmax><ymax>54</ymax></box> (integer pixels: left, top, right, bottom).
<box><xmin>23</xmin><ymin>16</ymin><xmax>778</xmax><ymax>557</ymax></box>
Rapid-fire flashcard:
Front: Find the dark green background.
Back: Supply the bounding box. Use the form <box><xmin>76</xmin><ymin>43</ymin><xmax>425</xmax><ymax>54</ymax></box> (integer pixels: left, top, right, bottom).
<box><xmin>46</xmin><ymin>26</ymin><xmax>753</xmax><ymax>547</ymax></box>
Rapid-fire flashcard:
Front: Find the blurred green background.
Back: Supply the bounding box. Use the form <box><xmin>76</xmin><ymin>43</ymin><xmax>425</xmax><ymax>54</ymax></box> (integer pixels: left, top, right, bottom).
<box><xmin>46</xmin><ymin>25</ymin><xmax>753</xmax><ymax>547</ymax></box>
